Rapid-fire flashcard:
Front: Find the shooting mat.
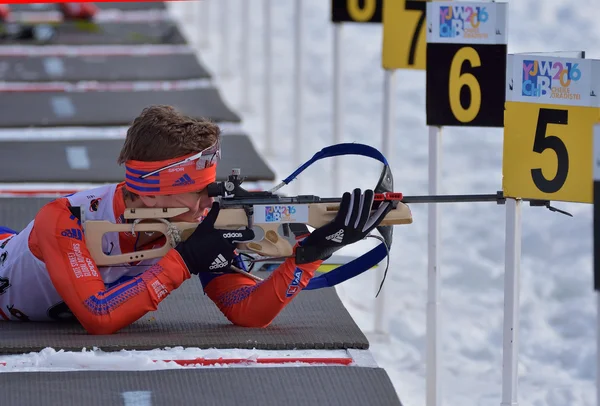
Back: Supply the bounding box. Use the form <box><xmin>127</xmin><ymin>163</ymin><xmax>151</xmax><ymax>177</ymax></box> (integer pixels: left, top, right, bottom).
<box><xmin>0</xmin><ymin>271</ymin><xmax>369</xmax><ymax>354</ymax></box>
<box><xmin>0</xmin><ymin>367</ymin><xmax>403</xmax><ymax>406</ymax></box>
<box><xmin>0</xmin><ymin>88</ymin><xmax>240</xmax><ymax>127</ymax></box>
<box><xmin>0</xmin><ymin>54</ymin><xmax>209</xmax><ymax>82</ymax></box>
<box><xmin>0</xmin><ymin>21</ymin><xmax>186</xmax><ymax>46</ymax></box>
<box><xmin>0</xmin><ymin>134</ymin><xmax>274</xmax><ymax>184</ymax></box>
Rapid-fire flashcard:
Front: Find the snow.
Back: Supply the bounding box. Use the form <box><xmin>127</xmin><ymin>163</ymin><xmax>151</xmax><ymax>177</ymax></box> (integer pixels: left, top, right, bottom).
<box><xmin>1</xmin><ymin>1</ymin><xmax>598</xmax><ymax>405</ymax></box>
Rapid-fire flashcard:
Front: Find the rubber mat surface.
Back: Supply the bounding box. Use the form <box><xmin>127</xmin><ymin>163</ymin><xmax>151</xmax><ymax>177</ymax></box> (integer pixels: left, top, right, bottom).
<box><xmin>0</xmin><ymin>197</ymin><xmax>53</xmax><ymax>232</ymax></box>
<box><xmin>0</xmin><ymin>367</ymin><xmax>402</xmax><ymax>406</ymax></box>
<box><xmin>0</xmin><ymin>54</ymin><xmax>209</xmax><ymax>82</ymax></box>
<box><xmin>8</xmin><ymin>2</ymin><xmax>167</xmax><ymax>11</ymax></box>
<box><xmin>0</xmin><ymin>88</ymin><xmax>240</xmax><ymax>127</ymax></box>
<box><xmin>0</xmin><ymin>272</ymin><xmax>369</xmax><ymax>354</ymax></box>
<box><xmin>0</xmin><ymin>134</ymin><xmax>274</xmax><ymax>183</ymax></box>
<box><xmin>0</xmin><ymin>22</ymin><xmax>186</xmax><ymax>45</ymax></box>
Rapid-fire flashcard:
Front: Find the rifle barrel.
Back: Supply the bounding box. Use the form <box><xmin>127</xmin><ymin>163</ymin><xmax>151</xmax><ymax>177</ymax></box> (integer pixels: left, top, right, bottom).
<box><xmin>218</xmin><ymin>192</ymin><xmax>507</xmax><ymax>207</ymax></box>
<box><xmin>401</xmin><ymin>193</ymin><xmax>503</xmax><ymax>204</ymax></box>
<box><xmin>218</xmin><ymin>191</ymin><xmax>556</xmax><ymax>207</ymax></box>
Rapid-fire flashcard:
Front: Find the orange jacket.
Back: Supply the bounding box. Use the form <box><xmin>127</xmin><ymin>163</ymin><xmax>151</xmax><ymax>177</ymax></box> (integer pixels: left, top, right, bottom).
<box><xmin>0</xmin><ymin>182</ymin><xmax>321</xmax><ymax>334</ymax></box>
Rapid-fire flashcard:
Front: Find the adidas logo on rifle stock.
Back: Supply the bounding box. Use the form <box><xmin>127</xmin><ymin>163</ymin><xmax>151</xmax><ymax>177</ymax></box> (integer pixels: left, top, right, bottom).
<box><xmin>326</xmin><ymin>229</ymin><xmax>344</xmax><ymax>243</ymax></box>
<box><xmin>209</xmin><ymin>254</ymin><xmax>229</xmax><ymax>270</ymax></box>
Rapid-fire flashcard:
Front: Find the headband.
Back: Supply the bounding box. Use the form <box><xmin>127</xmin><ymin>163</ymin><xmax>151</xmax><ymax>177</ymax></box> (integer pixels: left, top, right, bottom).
<box><xmin>125</xmin><ymin>152</ymin><xmax>217</xmax><ymax>195</ymax></box>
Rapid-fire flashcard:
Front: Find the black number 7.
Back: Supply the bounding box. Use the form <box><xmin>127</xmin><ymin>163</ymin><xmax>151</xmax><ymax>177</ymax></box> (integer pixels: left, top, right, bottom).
<box><xmin>531</xmin><ymin>108</ymin><xmax>569</xmax><ymax>193</ymax></box>
<box><xmin>404</xmin><ymin>0</ymin><xmax>426</xmax><ymax>66</ymax></box>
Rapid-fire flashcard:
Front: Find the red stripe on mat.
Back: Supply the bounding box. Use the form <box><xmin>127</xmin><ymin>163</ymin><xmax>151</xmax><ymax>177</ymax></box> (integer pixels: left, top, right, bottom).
<box><xmin>0</xmin><ymin>80</ymin><xmax>207</xmax><ymax>93</ymax></box>
<box><xmin>163</xmin><ymin>357</ymin><xmax>353</xmax><ymax>366</ymax></box>
<box><xmin>0</xmin><ymin>190</ymin><xmax>80</xmax><ymax>197</ymax></box>
<box><xmin>0</xmin><ymin>45</ymin><xmax>192</xmax><ymax>57</ymax></box>
<box><xmin>0</xmin><ymin>357</ymin><xmax>352</xmax><ymax>367</ymax></box>
<box><xmin>0</xmin><ymin>0</ymin><xmax>165</xmax><ymax>4</ymax></box>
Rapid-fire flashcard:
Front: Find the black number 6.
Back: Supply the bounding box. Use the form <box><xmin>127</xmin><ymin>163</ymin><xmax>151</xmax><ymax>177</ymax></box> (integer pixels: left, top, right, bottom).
<box><xmin>531</xmin><ymin>108</ymin><xmax>569</xmax><ymax>193</ymax></box>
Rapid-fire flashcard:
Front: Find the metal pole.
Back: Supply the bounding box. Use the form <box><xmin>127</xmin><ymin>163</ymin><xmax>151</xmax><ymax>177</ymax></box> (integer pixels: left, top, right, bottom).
<box><xmin>382</xmin><ymin>69</ymin><xmax>396</xmax><ymax>164</ymax></box>
<box><xmin>427</xmin><ymin>125</ymin><xmax>442</xmax><ymax>406</ymax></box>
<box><xmin>220</xmin><ymin>0</ymin><xmax>229</xmax><ymax>76</ymax></box>
<box><xmin>332</xmin><ymin>23</ymin><xmax>343</xmax><ymax>195</ymax></box>
<box><xmin>263</xmin><ymin>0</ymin><xmax>273</xmax><ymax>156</ymax></box>
<box><xmin>374</xmin><ymin>69</ymin><xmax>396</xmax><ymax>336</ymax></box>
<box><xmin>501</xmin><ymin>198</ymin><xmax>522</xmax><ymax>406</ymax></box>
<box><xmin>240</xmin><ymin>0</ymin><xmax>250</xmax><ymax>110</ymax></box>
<box><xmin>184</xmin><ymin>0</ymin><xmax>194</xmax><ymax>24</ymax></box>
<box><xmin>293</xmin><ymin>0</ymin><xmax>303</xmax><ymax>193</ymax></box>
<box><xmin>199</xmin><ymin>0</ymin><xmax>210</xmax><ymax>48</ymax></box>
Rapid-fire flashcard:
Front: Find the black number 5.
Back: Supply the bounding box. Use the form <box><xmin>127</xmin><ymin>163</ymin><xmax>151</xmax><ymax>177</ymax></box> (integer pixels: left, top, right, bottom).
<box><xmin>531</xmin><ymin>108</ymin><xmax>569</xmax><ymax>193</ymax></box>
<box><xmin>404</xmin><ymin>0</ymin><xmax>426</xmax><ymax>66</ymax></box>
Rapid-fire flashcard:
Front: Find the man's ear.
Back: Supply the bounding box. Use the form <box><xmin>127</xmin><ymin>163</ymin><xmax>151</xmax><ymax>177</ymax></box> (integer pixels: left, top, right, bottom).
<box><xmin>138</xmin><ymin>194</ymin><xmax>158</xmax><ymax>208</ymax></box>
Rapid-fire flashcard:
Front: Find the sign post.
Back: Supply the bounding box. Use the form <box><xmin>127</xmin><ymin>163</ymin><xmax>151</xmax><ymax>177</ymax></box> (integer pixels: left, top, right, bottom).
<box><xmin>331</xmin><ymin>0</ymin><xmax>383</xmax><ymax>196</ymax></box>
<box><xmin>240</xmin><ymin>0</ymin><xmax>251</xmax><ymax>110</ymax></box>
<box><xmin>379</xmin><ymin>0</ymin><xmax>428</xmax><ymax>340</ymax></box>
<box><xmin>263</xmin><ymin>0</ymin><xmax>272</xmax><ymax>156</ymax></box>
<box><xmin>594</xmin><ymin>122</ymin><xmax>600</xmax><ymax>406</ymax></box>
<box><xmin>425</xmin><ymin>3</ymin><xmax>508</xmax><ymax>405</ymax></box>
<box><xmin>219</xmin><ymin>0</ymin><xmax>230</xmax><ymax>77</ymax></box>
<box><xmin>293</xmin><ymin>0</ymin><xmax>303</xmax><ymax>193</ymax></box>
<box><xmin>198</xmin><ymin>0</ymin><xmax>210</xmax><ymax>49</ymax></box>
<box><xmin>331</xmin><ymin>0</ymin><xmax>391</xmax><ymax>334</ymax></box>
<box><xmin>504</xmin><ymin>52</ymin><xmax>600</xmax><ymax>406</ymax></box>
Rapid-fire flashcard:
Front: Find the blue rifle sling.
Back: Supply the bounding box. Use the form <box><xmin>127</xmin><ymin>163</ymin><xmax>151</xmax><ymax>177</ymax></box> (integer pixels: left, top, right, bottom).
<box><xmin>277</xmin><ymin>143</ymin><xmax>393</xmax><ymax>290</ymax></box>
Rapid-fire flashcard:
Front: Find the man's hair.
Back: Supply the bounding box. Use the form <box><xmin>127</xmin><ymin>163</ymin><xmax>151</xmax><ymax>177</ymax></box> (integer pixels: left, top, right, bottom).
<box><xmin>118</xmin><ymin>105</ymin><xmax>220</xmax><ymax>200</ymax></box>
<box><xmin>117</xmin><ymin>105</ymin><xmax>220</xmax><ymax>165</ymax></box>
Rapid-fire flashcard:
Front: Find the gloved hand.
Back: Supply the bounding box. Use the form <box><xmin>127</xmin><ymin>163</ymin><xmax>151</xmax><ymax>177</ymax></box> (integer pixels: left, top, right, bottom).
<box><xmin>295</xmin><ymin>188</ymin><xmax>392</xmax><ymax>264</ymax></box>
<box><xmin>174</xmin><ymin>201</ymin><xmax>255</xmax><ymax>274</ymax></box>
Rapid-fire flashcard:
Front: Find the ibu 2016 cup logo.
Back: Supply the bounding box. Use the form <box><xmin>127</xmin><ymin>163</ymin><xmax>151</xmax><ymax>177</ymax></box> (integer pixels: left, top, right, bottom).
<box><xmin>264</xmin><ymin>205</ymin><xmax>298</xmax><ymax>222</ymax></box>
<box><xmin>439</xmin><ymin>5</ymin><xmax>489</xmax><ymax>39</ymax></box>
<box><xmin>521</xmin><ymin>60</ymin><xmax>582</xmax><ymax>100</ymax></box>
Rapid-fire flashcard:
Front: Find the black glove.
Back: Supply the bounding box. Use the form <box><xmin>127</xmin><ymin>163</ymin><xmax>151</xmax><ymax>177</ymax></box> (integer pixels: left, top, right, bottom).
<box><xmin>295</xmin><ymin>188</ymin><xmax>392</xmax><ymax>264</ymax></box>
<box><xmin>174</xmin><ymin>201</ymin><xmax>255</xmax><ymax>274</ymax></box>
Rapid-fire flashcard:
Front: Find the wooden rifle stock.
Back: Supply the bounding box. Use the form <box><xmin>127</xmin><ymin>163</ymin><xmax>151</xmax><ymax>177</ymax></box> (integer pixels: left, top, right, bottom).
<box><xmin>84</xmin><ymin>201</ymin><xmax>412</xmax><ymax>266</ymax></box>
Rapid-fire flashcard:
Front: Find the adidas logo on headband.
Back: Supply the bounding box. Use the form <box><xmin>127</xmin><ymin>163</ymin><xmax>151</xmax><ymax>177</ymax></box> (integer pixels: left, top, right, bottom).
<box><xmin>172</xmin><ymin>174</ymin><xmax>196</xmax><ymax>187</ymax></box>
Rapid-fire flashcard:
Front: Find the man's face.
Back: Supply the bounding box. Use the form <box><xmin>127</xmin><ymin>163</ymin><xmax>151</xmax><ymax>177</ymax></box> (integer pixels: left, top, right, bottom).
<box><xmin>152</xmin><ymin>188</ymin><xmax>214</xmax><ymax>223</ymax></box>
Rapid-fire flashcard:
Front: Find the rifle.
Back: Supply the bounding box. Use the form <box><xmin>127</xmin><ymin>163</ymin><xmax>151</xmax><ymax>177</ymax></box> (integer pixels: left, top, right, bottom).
<box><xmin>82</xmin><ymin>143</ymin><xmax>411</xmax><ymax>276</ymax></box>
<box><xmin>83</xmin><ymin>169</ymin><xmax>412</xmax><ymax>266</ymax></box>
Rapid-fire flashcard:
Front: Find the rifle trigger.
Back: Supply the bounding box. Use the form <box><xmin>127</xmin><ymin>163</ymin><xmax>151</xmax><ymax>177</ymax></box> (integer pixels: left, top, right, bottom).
<box><xmin>244</xmin><ymin>206</ymin><xmax>254</xmax><ymax>229</ymax></box>
<box><xmin>282</xmin><ymin>223</ymin><xmax>290</xmax><ymax>238</ymax></box>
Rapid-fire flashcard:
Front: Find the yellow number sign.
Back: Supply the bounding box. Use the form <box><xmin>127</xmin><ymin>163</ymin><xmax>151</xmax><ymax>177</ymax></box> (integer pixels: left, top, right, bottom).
<box><xmin>382</xmin><ymin>0</ymin><xmax>427</xmax><ymax>70</ymax></box>
<box><xmin>503</xmin><ymin>102</ymin><xmax>600</xmax><ymax>203</ymax></box>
